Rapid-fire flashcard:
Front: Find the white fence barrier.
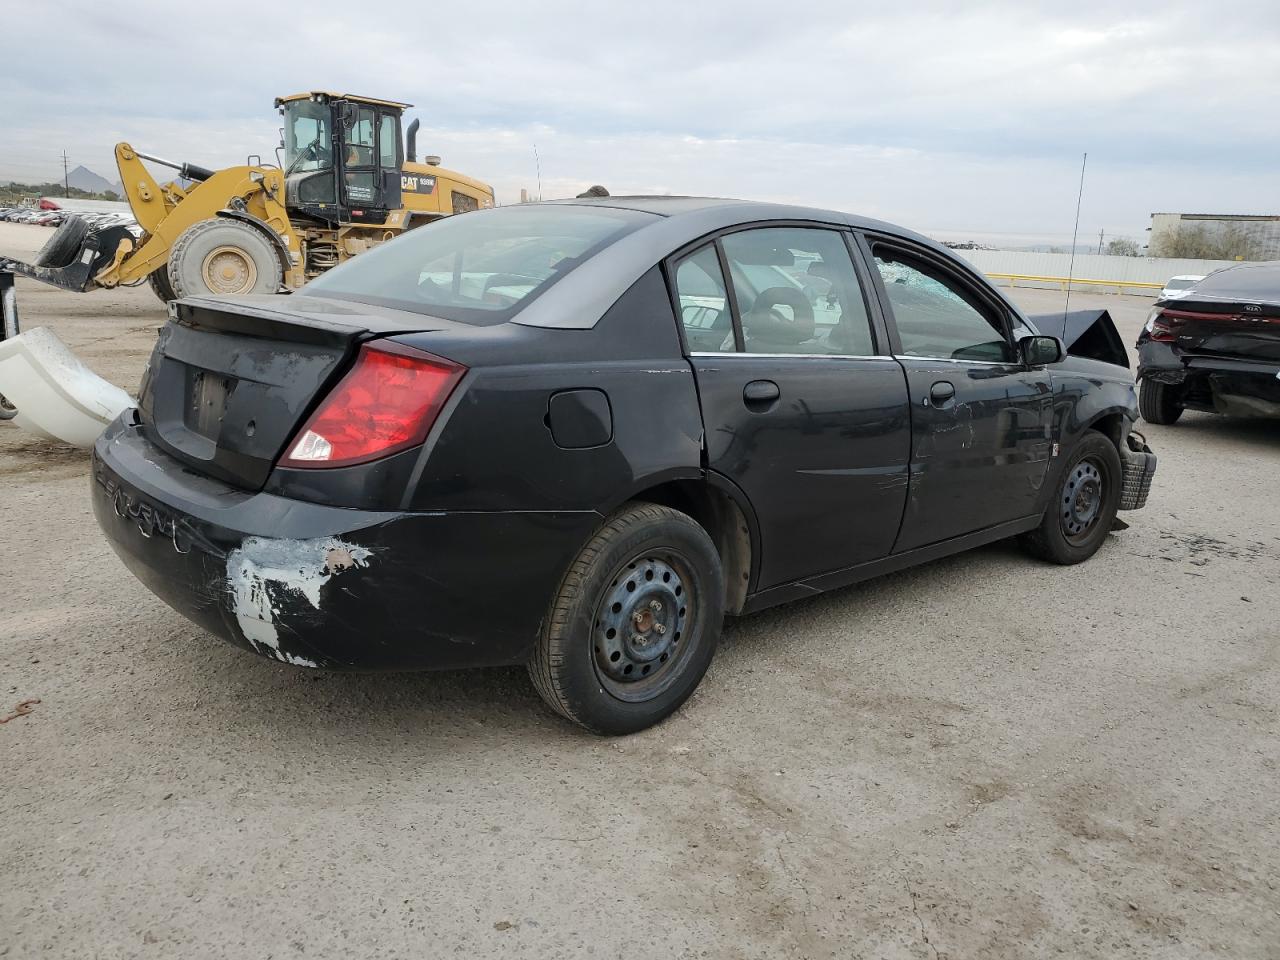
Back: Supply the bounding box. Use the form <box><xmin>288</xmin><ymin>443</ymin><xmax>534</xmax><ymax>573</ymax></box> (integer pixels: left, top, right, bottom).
<box><xmin>952</xmin><ymin>249</ymin><xmax>1244</xmax><ymax>295</ymax></box>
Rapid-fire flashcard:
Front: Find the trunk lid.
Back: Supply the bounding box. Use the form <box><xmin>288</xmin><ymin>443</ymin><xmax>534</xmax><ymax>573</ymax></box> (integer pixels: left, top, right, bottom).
<box><xmin>137</xmin><ymin>294</ymin><xmax>451</xmax><ymax>490</ymax></box>
<box><xmin>1156</xmin><ymin>298</ymin><xmax>1280</xmax><ymax>365</ymax></box>
<box><xmin>1155</xmin><ymin>261</ymin><xmax>1280</xmax><ymax>365</ymax></box>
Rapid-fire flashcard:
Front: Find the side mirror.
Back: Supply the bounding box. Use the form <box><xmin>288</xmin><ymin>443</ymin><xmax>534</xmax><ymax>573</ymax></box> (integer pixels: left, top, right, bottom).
<box><xmin>1020</xmin><ymin>335</ymin><xmax>1065</xmax><ymax>366</ymax></box>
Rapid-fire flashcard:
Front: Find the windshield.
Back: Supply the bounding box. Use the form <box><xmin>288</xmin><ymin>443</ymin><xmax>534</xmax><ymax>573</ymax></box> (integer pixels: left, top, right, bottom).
<box><xmin>283</xmin><ymin>101</ymin><xmax>332</xmax><ymax>173</ymax></box>
<box><xmin>304</xmin><ymin>205</ymin><xmax>655</xmax><ymax>324</ymax></box>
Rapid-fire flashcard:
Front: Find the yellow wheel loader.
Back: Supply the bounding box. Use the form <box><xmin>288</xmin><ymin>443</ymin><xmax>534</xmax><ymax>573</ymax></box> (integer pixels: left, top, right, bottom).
<box><xmin>5</xmin><ymin>91</ymin><xmax>494</xmax><ymax>303</ymax></box>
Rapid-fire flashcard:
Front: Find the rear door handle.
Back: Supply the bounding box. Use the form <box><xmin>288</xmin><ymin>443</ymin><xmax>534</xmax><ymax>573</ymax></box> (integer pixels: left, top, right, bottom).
<box><xmin>928</xmin><ymin>381</ymin><xmax>955</xmax><ymax>405</ymax></box>
<box><xmin>743</xmin><ymin>379</ymin><xmax>780</xmax><ymax>406</ymax></box>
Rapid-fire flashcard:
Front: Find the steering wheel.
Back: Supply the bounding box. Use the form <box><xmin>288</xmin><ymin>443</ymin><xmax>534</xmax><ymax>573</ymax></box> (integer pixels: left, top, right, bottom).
<box><xmin>742</xmin><ymin>287</ymin><xmax>816</xmax><ymax>345</ymax></box>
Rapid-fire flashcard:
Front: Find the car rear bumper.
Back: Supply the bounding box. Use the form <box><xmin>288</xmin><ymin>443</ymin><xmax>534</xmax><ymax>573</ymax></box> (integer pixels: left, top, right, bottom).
<box><xmin>91</xmin><ymin>414</ymin><xmax>599</xmax><ymax>671</ymax></box>
<box><xmin>1138</xmin><ymin>342</ymin><xmax>1280</xmax><ymax>417</ymax></box>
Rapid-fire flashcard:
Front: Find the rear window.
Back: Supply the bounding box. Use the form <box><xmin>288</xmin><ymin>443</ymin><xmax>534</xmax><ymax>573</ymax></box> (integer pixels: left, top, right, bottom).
<box><xmin>304</xmin><ymin>205</ymin><xmax>655</xmax><ymax>324</ymax></box>
<box><xmin>1166</xmin><ymin>278</ymin><xmax>1197</xmax><ymax>290</ymax></box>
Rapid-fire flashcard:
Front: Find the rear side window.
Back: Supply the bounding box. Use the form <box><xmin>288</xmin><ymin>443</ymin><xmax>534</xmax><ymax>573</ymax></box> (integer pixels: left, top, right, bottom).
<box><xmin>304</xmin><ymin>205</ymin><xmax>655</xmax><ymax>324</ymax></box>
<box><xmin>674</xmin><ymin>244</ymin><xmax>735</xmax><ymax>352</ymax></box>
<box><xmin>721</xmin><ymin>227</ymin><xmax>874</xmax><ymax>355</ymax></box>
<box><xmin>873</xmin><ymin>249</ymin><xmax>1013</xmax><ymax>362</ymax></box>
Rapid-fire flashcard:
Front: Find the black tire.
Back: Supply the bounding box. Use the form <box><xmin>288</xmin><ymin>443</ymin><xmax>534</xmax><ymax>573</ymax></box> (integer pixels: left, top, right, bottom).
<box><xmin>168</xmin><ymin>219</ymin><xmax>283</xmax><ymax>298</ymax></box>
<box><xmin>528</xmin><ymin>502</ymin><xmax>725</xmax><ymax>735</ymax></box>
<box><xmin>1138</xmin><ymin>379</ymin><xmax>1183</xmax><ymax>425</ymax></box>
<box><xmin>1021</xmin><ymin>432</ymin><xmax>1123</xmax><ymax>565</ymax></box>
<box><xmin>34</xmin><ymin>214</ymin><xmax>90</xmax><ymax>268</ymax></box>
<box><xmin>148</xmin><ymin>265</ymin><xmax>177</xmax><ymax>304</ymax></box>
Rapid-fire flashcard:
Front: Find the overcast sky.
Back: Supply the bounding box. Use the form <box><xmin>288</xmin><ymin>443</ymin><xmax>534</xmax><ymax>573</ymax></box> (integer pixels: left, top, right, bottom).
<box><xmin>6</xmin><ymin>0</ymin><xmax>1278</xmax><ymax>244</ymax></box>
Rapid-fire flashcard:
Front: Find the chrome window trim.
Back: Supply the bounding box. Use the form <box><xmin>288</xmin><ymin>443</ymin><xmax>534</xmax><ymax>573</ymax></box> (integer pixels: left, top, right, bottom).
<box><xmin>689</xmin><ymin>351</ymin><xmax>890</xmax><ymax>361</ymax></box>
<box><xmin>892</xmin><ymin>355</ymin><xmax>1020</xmax><ymax>367</ymax></box>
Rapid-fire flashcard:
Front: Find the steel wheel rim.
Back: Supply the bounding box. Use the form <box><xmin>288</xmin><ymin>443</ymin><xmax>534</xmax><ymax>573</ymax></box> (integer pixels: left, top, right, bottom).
<box><xmin>1061</xmin><ymin>457</ymin><xmax>1106</xmax><ymax>544</ymax></box>
<box><xmin>592</xmin><ymin>552</ymin><xmax>695</xmax><ymax>703</ymax></box>
<box><xmin>201</xmin><ymin>245</ymin><xmax>257</xmax><ymax>294</ymax></box>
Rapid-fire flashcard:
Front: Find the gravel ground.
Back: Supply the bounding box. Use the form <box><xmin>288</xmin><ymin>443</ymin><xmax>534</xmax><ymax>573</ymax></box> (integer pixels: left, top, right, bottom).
<box><xmin>1</xmin><ymin>221</ymin><xmax>1277</xmax><ymax>959</ymax></box>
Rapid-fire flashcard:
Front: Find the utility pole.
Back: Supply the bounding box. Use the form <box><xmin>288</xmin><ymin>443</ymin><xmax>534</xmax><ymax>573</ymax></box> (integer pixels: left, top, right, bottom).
<box><xmin>1097</xmin><ymin>229</ymin><xmax>1104</xmax><ymax>255</ymax></box>
<box><xmin>61</xmin><ymin>150</ymin><xmax>70</xmax><ymax>198</ymax></box>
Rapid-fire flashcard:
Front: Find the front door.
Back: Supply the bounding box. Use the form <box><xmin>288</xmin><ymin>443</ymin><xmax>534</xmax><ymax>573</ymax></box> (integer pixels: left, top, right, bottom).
<box><xmin>674</xmin><ymin>226</ymin><xmax>912</xmax><ymax>591</ymax></box>
<box><xmin>862</xmin><ymin>239</ymin><xmax>1053</xmax><ymax>552</ymax></box>
<box><xmin>339</xmin><ymin>104</ymin><xmax>401</xmax><ymax>223</ymax></box>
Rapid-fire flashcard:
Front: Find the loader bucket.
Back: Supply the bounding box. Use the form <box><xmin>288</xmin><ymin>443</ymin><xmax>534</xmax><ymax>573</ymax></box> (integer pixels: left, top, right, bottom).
<box><xmin>0</xmin><ymin>219</ymin><xmax>136</xmax><ymax>293</ymax></box>
<box><xmin>0</xmin><ymin>326</ymin><xmax>135</xmax><ymax>448</ymax></box>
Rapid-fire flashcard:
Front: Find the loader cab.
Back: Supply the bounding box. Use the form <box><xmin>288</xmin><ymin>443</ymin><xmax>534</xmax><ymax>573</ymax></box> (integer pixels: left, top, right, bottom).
<box><xmin>277</xmin><ymin>92</ymin><xmax>406</xmax><ymax>226</ymax></box>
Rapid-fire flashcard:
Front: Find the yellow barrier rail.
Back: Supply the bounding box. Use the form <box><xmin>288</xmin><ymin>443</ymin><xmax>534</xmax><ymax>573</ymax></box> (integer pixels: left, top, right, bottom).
<box><xmin>985</xmin><ymin>273</ymin><xmax>1163</xmax><ymax>296</ymax></box>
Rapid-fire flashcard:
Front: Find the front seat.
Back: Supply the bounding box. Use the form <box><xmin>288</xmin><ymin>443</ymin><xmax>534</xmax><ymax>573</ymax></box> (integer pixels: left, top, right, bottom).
<box><xmin>741</xmin><ymin>286</ymin><xmax>815</xmax><ymax>349</ymax></box>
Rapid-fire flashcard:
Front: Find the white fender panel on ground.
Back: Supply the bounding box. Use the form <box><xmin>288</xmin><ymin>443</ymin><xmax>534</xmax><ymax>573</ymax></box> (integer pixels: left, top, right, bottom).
<box><xmin>0</xmin><ymin>327</ymin><xmax>135</xmax><ymax>448</ymax></box>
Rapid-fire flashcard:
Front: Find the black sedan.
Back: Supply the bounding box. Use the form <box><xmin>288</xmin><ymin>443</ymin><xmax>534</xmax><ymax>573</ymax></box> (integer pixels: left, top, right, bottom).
<box><xmin>1136</xmin><ymin>261</ymin><xmax>1280</xmax><ymax>423</ymax></box>
<box><xmin>92</xmin><ymin>197</ymin><xmax>1156</xmax><ymax>734</ymax></box>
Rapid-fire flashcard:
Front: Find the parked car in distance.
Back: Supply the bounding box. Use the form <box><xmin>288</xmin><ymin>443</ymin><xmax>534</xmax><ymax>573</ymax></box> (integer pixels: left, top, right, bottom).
<box><xmin>1138</xmin><ymin>261</ymin><xmax>1280</xmax><ymax>424</ymax></box>
<box><xmin>92</xmin><ymin>198</ymin><xmax>1157</xmax><ymax>734</ymax></box>
<box><xmin>1160</xmin><ymin>274</ymin><xmax>1205</xmax><ymax>300</ymax></box>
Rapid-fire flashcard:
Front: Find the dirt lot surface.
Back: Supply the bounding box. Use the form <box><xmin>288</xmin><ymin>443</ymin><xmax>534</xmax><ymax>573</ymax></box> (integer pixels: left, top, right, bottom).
<box><xmin>2</xmin><ymin>220</ymin><xmax>1277</xmax><ymax>959</ymax></box>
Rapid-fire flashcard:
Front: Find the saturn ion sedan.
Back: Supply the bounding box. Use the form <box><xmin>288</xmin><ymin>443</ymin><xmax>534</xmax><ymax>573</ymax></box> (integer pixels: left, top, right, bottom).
<box><xmin>92</xmin><ymin>197</ymin><xmax>1157</xmax><ymax>734</ymax></box>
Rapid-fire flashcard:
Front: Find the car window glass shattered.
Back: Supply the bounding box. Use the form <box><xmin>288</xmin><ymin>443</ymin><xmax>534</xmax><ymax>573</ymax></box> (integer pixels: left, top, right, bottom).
<box><xmin>874</xmin><ymin>251</ymin><xmax>1013</xmax><ymax>362</ymax></box>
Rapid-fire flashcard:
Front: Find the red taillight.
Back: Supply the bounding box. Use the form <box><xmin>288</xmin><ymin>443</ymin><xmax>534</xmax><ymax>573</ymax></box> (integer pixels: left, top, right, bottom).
<box><xmin>279</xmin><ymin>341</ymin><xmax>465</xmax><ymax>469</ymax></box>
<box><xmin>1149</xmin><ymin>311</ymin><xmax>1178</xmax><ymax>342</ymax></box>
<box><xmin>1148</xmin><ymin>308</ymin><xmax>1244</xmax><ymax>342</ymax></box>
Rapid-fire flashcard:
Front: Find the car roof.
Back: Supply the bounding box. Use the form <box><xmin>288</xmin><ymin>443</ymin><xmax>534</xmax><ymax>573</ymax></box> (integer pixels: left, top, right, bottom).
<box><xmin>514</xmin><ymin>197</ymin><xmax>1005</xmax><ymax>330</ymax></box>
<box><xmin>547</xmin><ymin>195</ymin><xmax>936</xmax><ymax>246</ymax></box>
<box><xmin>1185</xmin><ymin>261</ymin><xmax>1280</xmax><ymax>302</ymax></box>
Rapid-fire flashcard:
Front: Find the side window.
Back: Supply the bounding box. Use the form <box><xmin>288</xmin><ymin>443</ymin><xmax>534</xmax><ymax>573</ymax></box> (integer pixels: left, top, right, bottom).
<box><xmin>873</xmin><ymin>250</ymin><xmax>1013</xmax><ymax>362</ymax></box>
<box><xmin>674</xmin><ymin>244</ymin><xmax>735</xmax><ymax>353</ymax></box>
<box><xmin>720</xmin><ymin>227</ymin><xmax>874</xmax><ymax>355</ymax></box>
<box><xmin>378</xmin><ymin>114</ymin><xmax>398</xmax><ymax>167</ymax></box>
<box><xmin>347</xmin><ymin>106</ymin><xmax>376</xmax><ymax>164</ymax></box>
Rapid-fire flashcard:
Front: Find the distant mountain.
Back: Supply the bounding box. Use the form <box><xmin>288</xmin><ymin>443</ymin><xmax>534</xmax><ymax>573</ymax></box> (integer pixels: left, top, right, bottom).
<box><xmin>66</xmin><ymin>165</ymin><xmax>122</xmax><ymax>196</ymax></box>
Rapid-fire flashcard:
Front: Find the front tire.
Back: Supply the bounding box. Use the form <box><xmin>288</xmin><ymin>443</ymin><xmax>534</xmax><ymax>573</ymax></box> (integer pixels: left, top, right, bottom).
<box><xmin>1021</xmin><ymin>433</ymin><xmax>1122</xmax><ymax>565</ymax></box>
<box><xmin>168</xmin><ymin>218</ymin><xmax>283</xmax><ymax>298</ymax></box>
<box><xmin>1138</xmin><ymin>379</ymin><xmax>1183</xmax><ymax>425</ymax></box>
<box><xmin>529</xmin><ymin>503</ymin><xmax>725</xmax><ymax>735</ymax></box>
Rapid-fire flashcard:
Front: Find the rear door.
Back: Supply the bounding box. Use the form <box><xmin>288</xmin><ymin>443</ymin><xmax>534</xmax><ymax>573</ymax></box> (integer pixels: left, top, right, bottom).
<box><xmin>858</xmin><ymin>236</ymin><xmax>1053</xmax><ymax>551</ymax></box>
<box><xmin>674</xmin><ymin>225</ymin><xmax>911</xmax><ymax>591</ymax></box>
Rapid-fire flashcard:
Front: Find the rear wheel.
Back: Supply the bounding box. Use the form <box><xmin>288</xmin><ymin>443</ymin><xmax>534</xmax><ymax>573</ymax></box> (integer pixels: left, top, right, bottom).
<box><xmin>1021</xmin><ymin>433</ymin><xmax>1122</xmax><ymax>565</ymax></box>
<box><xmin>168</xmin><ymin>219</ymin><xmax>283</xmax><ymax>298</ymax></box>
<box><xmin>148</xmin><ymin>266</ymin><xmax>177</xmax><ymax>304</ymax></box>
<box><xmin>34</xmin><ymin>214</ymin><xmax>90</xmax><ymax>268</ymax></box>
<box><xmin>1138</xmin><ymin>379</ymin><xmax>1183</xmax><ymax>425</ymax></box>
<box><xmin>529</xmin><ymin>502</ymin><xmax>725</xmax><ymax>735</ymax></box>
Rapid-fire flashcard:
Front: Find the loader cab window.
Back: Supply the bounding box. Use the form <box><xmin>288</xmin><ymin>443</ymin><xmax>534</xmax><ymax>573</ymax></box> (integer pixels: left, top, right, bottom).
<box><xmin>379</xmin><ymin>115</ymin><xmax>398</xmax><ymax>167</ymax></box>
<box><xmin>343</xmin><ymin>105</ymin><xmax>378</xmax><ymax>204</ymax></box>
<box><xmin>283</xmin><ymin>101</ymin><xmax>332</xmax><ymax>174</ymax></box>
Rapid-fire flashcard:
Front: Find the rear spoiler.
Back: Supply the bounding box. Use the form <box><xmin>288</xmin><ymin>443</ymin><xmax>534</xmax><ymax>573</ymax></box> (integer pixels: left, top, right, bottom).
<box><xmin>1028</xmin><ymin>309</ymin><xmax>1129</xmax><ymax>369</ymax></box>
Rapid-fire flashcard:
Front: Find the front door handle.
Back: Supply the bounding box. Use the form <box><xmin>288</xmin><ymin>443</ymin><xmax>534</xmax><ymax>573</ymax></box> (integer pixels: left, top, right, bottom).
<box><xmin>929</xmin><ymin>381</ymin><xmax>955</xmax><ymax>405</ymax></box>
<box><xmin>743</xmin><ymin>379</ymin><xmax>780</xmax><ymax>407</ymax></box>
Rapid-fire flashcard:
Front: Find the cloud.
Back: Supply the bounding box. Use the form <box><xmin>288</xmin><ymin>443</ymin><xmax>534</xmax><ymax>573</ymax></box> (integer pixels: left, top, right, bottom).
<box><xmin>4</xmin><ymin>0</ymin><xmax>1278</xmax><ymax>240</ymax></box>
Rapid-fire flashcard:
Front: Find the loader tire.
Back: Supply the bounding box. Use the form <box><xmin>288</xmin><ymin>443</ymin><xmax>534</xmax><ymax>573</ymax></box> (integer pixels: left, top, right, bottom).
<box><xmin>35</xmin><ymin>214</ymin><xmax>91</xmax><ymax>268</ymax></box>
<box><xmin>148</xmin><ymin>266</ymin><xmax>177</xmax><ymax>305</ymax></box>
<box><xmin>168</xmin><ymin>219</ymin><xmax>283</xmax><ymax>298</ymax></box>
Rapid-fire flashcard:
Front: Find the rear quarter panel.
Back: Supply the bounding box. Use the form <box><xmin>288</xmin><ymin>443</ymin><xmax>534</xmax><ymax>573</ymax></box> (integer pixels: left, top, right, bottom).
<box><xmin>400</xmin><ymin>266</ymin><xmax>705</xmax><ymax>514</ymax></box>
